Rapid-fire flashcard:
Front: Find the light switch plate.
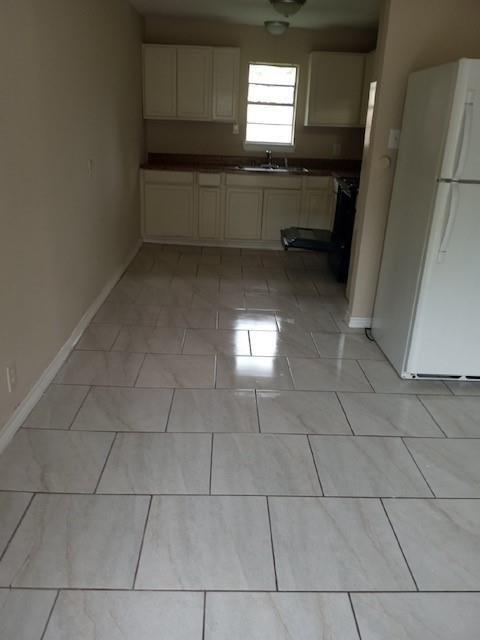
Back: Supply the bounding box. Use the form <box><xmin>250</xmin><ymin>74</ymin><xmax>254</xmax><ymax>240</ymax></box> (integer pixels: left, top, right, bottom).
<box><xmin>388</xmin><ymin>129</ymin><xmax>401</xmax><ymax>150</ymax></box>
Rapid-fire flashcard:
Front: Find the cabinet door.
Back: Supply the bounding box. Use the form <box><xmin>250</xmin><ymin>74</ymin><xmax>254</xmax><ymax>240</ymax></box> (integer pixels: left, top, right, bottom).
<box><xmin>143</xmin><ymin>45</ymin><xmax>176</xmax><ymax>119</ymax></box>
<box><xmin>198</xmin><ymin>187</ymin><xmax>221</xmax><ymax>239</ymax></box>
<box><xmin>262</xmin><ymin>190</ymin><xmax>301</xmax><ymax>241</ymax></box>
<box><xmin>212</xmin><ymin>48</ymin><xmax>240</xmax><ymax>122</ymax></box>
<box><xmin>305</xmin><ymin>189</ymin><xmax>334</xmax><ymax>230</ymax></box>
<box><xmin>305</xmin><ymin>52</ymin><xmax>365</xmax><ymax>126</ymax></box>
<box><xmin>177</xmin><ymin>47</ymin><xmax>212</xmax><ymax>120</ymax></box>
<box><xmin>225</xmin><ymin>188</ymin><xmax>263</xmax><ymax>239</ymax></box>
<box><xmin>144</xmin><ymin>184</ymin><xmax>194</xmax><ymax>237</ymax></box>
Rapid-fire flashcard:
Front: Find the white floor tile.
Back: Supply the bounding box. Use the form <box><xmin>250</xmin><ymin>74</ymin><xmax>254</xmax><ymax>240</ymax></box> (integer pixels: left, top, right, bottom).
<box><xmin>136</xmin><ymin>496</ymin><xmax>275</xmax><ymax>590</ymax></box>
<box><xmin>211</xmin><ymin>434</ymin><xmax>321</xmax><ymax>495</ymax></box>
<box><xmin>257</xmin><ymin>389</ymin><xmax>351</xmax><ymax>434</ymax></box>
<box><xmin>167</xmin><ymin>389</ymin><xmax>258</xmax><ymax>432</ymax></box>
<box><xmin>384</xmin><ymin>498</ymin><xmax>480</xmax><ymax>590</ymax></box>
<box><xmin>205</xmin><ymin>592</ymin><xmax>359</xmax><ymax>640</ymax></box>
<box><xmin>310</xmin><ymin>436</ymin><xmax>432</xmax><ymax>497</ymax></box>
<box><xmin>269</xmin><ymin>497</ymin><xmax>415</xmax><ymax>590</ymax></box>
<box><xmin>97</xmin><ymin>433</ymin><xmax>211</xmax><ymax>494</ymax></box>
<box><xmin>0</xmin><ymin>494</ymin><xmax>149</xmax><ymax>588</ymax></box>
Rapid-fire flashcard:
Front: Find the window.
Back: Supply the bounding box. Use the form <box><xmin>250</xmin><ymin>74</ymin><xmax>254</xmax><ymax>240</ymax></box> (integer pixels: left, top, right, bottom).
<box><xmin>245</xmin><ymin>63</ymin><xmax>298</xmax><ymax>147</ymax></box>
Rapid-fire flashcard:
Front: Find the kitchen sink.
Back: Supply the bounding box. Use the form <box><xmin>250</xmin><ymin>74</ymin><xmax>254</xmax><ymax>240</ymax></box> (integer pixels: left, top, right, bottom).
<box><xmin>233</xmin><ymin>165</ymin><xmax>309</xmax><ymax>174</ymax></box>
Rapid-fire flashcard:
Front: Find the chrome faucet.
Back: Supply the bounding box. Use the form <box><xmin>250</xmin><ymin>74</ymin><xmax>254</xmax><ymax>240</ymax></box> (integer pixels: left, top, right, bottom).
<box><xmin>265</xmin><ymin>149</ymin><xmax>272</xmax><ymax>165</ymax></box>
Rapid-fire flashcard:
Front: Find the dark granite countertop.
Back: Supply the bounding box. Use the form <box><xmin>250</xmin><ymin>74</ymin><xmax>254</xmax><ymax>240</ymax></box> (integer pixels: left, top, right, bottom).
<box><xmin>141</xmin><ymin>153</ymin><xmax>361</xmax><ymax>178</ymax></box>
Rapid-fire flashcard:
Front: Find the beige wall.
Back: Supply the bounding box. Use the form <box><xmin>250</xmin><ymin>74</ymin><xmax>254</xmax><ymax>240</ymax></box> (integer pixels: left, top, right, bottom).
<box><xmin>0</xmin><ymin>0</ymin><xmax>143</xmax><ymax>430</ymax></box>
<box><xmin>144</xmin><ymin>16</ymin><xmax>377</xmax><ymax>159</ymax></box>
<box><xmin>348</xmin><ymin>0</ymin><xmax>480</xmax><ymax>320</ymax></box>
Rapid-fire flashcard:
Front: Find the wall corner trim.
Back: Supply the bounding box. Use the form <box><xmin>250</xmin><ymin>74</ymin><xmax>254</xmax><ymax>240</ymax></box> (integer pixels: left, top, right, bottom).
<box><xmin>347</xmin><ymin>315</ymin><xmax>372</xmax><ymax>329</ymax></box>
<box><xmin>0</xmin><ymin>239</ymin><xmax>142</xmax><ymax>454</ymax></box>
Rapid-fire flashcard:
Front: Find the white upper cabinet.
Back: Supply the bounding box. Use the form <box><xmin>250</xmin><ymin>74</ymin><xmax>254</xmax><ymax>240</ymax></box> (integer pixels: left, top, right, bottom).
<box><xmin>143</xmin><ymin>45</ymin><xmax>177</xmax><ymax>118</ymax></box>
<box><xmin>177</xmin><ymin>47</ymin><xmax>213</xmax><ymax>120</ymax></box>
<box><xmin>305</xmin><ymin>52</ymin><xmax>366</xmax><ymax>127</ymax></box>
<box><xmin>142</xmin><ymin>45</ymin><xmax>240</xmax><ymax>122</ymax></box>
<box><xmin>212</xmin><ymin>48</ymin><xmax>240</xmax><ymax>122</ymax></box>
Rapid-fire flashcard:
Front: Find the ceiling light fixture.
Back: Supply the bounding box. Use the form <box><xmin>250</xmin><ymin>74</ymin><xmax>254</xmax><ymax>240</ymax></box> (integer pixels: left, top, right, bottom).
<box><xmin>269</xmin><ymin>0</ymin><xmax>307</xmax><ymax>18</ymax></box>
<box><xmin>264</xmin><ymin>20</ymin><xmax>290</xmax><ymax>35</ymax></box>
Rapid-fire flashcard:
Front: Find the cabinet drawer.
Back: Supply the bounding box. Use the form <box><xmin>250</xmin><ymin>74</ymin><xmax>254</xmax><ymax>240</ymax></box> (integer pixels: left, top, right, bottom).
<box><xmin>198</xmin><ymin>172</ymin><xmax>222</xmax><ymax>187</ymax></box>
<box><xmin>304</xmin><ymin>176</ymin><xmax>332</xmax><ymax>189</ymax></box>
<box><xmin>143</xmin><ymin>170</ymin><xmax>194</xmax><ymax>185</ymax></box>
<box><xmin>226</xmin><ymin>173</ymin><xmax>302</xmax><ymax>189</ymax></box>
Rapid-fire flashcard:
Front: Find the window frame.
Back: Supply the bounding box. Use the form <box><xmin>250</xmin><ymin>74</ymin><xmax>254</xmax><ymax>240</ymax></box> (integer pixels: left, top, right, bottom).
<box><xmin>244</xmin><ymin>61</ymin><xmax>299</xmax><ymax>151</ymax></box>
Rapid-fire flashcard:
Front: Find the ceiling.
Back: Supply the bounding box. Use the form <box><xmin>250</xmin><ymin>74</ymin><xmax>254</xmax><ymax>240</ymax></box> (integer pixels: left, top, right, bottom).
<box><xmin>129</xmin><ymin>0</ymin><xmax>381</xmax><ymax>29</ymax></box>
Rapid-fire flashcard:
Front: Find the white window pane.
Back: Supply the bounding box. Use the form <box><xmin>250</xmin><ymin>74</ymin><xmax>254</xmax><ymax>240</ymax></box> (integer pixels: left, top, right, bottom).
<box><xmin>247</xmin><ymin>104</ymin><xmax>294</xmax><ymax>125</ymax></box>
<box><xmin>246</xmin><ymin>123</ymin><xmax>293</xmax><ymax>144</ymax></box>
<box><xmin>248</xmin><ymin>84</ymin><xmax>295</xmax><ymax>104</ymax></box>
<box><xmin>248</xmin><ymin>64</ymin><xmax>296</xmax><ymax>86</ymax></box>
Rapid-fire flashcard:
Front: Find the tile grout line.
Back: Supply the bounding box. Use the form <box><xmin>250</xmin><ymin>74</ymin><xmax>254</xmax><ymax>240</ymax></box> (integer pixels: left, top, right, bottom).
<box><xmin>306</xmin><ymin>435</ymin><xmax>325</xmax><ymax>496</ymax></box>
<box><xmin>132</xmin><ymin>352</ymin><xmax>148</xmax><ymax>388</ymax></box>
<box><xmin>132</xmin><ymin>495</ymin><xmax>153</xmax><ymax>589</ymax></box>
<box><xmin>254</xmin><ymin>389</ymin><xmax>262</xmax><ymax>433</ymax></box>
<box><xmin>400</xmin><ymin>437</ymin><xmax>437</xmax><ymax>497</ymax></box>
<box><xmin>209</xmin><ymin>434</ymin><xmax>214</xmax><ymax>495</ymax></box>
<box><xmin>67</xmin><ymin>385</ymin><xmax>92</xmax><ymax>430</ymax></box>
<box><xmin>164</xmin><ymin>389</ymin><xmax>176</xmax><ymax>433</ymax></box>
<box><xmin>348</xmin><ymin>592</ymin><xmax>364</xmax><ymax>640</ymax></box>
<box><xmin>265</xmin><ymin>496</ymin><xmax>279</xmax><ymax>591</ymax></box>
<box><xmin>335</xmin><ymin>391</ymin><xmax>356</xmax><ymax>436</ymax></box>
<box><xmin>39</xmin><ymin>589</ymin><xmax>60</xmax><ymax>640</ymax></box>
<box><xmin>0</xmin><ymin>492</ymin><xmax>35</xmax><ymax>566</ymax></box>
<box><xmin>201</xmin><ymin>591</ymin><xmax>207</xmax><ymax>640</ymax></box>
<box><xmin>380</xmin><ymin>498</ymin><xmax>419</xmax><ymax>592</ymax></box>
<box><xmin>94</xmin><ymin>433</ymin><xmax>117</xmax><ymax>494</ymax></box>
<box><xmin>355</xmin><ymin>359</ymin><xmax>376</xmax><ymax>393</ymax></box>
<box><xmin>416</xmin><ymin>395</ymin><xmax>449</xmax><ymax>437</ymax></box>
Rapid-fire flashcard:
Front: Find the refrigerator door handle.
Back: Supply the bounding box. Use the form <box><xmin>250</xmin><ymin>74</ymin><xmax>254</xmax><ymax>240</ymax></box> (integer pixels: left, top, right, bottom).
<box><xmin>438</xmin><ymin>183</ymin><xmax>460</xmax><ymax>262</ymax></box>
<box><xmin>453</xmin><ymin>90</ymin><xmax>475</xmax><ymax>180</ymax></box>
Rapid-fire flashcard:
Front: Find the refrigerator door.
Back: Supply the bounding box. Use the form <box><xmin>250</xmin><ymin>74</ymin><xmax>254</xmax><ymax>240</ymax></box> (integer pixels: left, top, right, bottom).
<box><xmin>439</xmin><ymin>59</ymin><xmax>480</xmax><ymax>181</ymax></box>
<box><xmin>373</xmin><ymin>63</ymin><xmax>458</xmax><ymax>374</ymax></box>
<box><xmin>406</xmin><ymin>181</ymin><xmax>480</xmax><ymax>377</ymax></box>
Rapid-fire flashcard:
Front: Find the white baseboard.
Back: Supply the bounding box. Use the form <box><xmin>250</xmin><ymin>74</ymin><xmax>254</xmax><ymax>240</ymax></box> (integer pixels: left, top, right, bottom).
<box><xmin>347</xmin><ymin>315</ymin><xmax>373</xmax><ymax>329</ymax></box>
<box><xmin>142</xmin><ymin>236</ymin><xmax>285</xmax><ymax>251</ymax></box>
<box><xmin>0</xmin><ymin>239</ymin><xmax>141</xmax><ymax>454</ymax></box>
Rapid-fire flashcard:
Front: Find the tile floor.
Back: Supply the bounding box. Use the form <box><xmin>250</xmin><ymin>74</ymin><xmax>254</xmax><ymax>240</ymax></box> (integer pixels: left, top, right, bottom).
<box><xmin>1</xmin><ymin>243</ymin><xmax>480</xmax><ymax>638</ymax></box>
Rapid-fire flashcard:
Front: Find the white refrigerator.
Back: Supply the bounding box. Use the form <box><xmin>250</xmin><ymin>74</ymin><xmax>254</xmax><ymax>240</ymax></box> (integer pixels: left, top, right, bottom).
<box><xmin>373</xmin><ymin>58</ymin><xmax>480</xmax><ymax>379</ymax></box>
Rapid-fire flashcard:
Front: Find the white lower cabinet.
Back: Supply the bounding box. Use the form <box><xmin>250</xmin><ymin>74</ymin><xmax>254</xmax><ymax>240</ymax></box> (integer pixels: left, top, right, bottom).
<box><xmin>144</xmin><ymin>183</ymin><xmax>194</xmax><ymax>237</ymax></box>
<box><xmin>198</xmin><ymin>187</ymin><xmax>221</xmax><ymax>239</ymax></box>
<box><xmin>262</xmin><ymin>189</ymin><xmax>301</xmax><ymax>240</ymax></box>
<box><xmin>142</xmin><ymin>169</ymin><xmax>336</xmax><ymax>246</ymax></box>
<box><xmin>225</xmin><ymin>188</ymin><xmax>263</xmax><ymax>240</ymax></box>
<box><xmin>304</xmin><ymin>189</ymin><xmax>334</xmax><ymax>229</ymax></box>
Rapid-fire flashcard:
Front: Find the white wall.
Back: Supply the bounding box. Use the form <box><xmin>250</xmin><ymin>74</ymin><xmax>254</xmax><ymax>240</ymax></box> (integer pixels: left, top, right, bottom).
<box><xmin>0</xmin><ymin>0</ymin><xmax>143</xmax><ymax>430</ymax></box>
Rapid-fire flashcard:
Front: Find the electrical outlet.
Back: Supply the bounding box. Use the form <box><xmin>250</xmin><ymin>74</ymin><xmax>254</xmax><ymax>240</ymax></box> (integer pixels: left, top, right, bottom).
<box><xmin>232</xmin><ymin>123</ymin><xmax>239</xmax><ymax>135</ymax></box>
<box><xmin>6</xmin><ymin>363</ymin><xmax>17</xmax><ymax>393</ymax></box>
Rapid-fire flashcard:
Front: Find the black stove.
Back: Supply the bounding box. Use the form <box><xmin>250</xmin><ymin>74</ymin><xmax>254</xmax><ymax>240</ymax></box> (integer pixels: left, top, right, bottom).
<box><xmin>281</xmin><ymin>174</ymin><xmax>360</xmax><ymax>282</ymax></box>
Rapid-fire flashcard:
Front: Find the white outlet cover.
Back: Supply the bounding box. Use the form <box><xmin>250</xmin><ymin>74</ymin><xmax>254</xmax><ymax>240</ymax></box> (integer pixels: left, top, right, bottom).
<box><xmin>388</xmin><ymin>129</ymin><xmax>401</xmax><ymax>150</ymax></box>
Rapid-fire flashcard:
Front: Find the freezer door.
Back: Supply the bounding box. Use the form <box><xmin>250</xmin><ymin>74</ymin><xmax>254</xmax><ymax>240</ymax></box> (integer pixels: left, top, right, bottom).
<box><xmin>440</xmin><ymin>59</ymin><xmax>480</xmax><ymax>181</ymax></box>
<box><xmin>407</xmin><ymin>182</ymin><xmax>480</xmax><ymax>377</ymax></box>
